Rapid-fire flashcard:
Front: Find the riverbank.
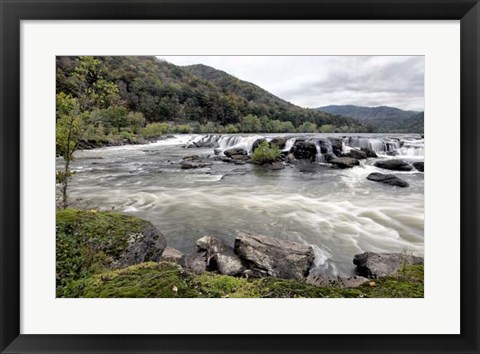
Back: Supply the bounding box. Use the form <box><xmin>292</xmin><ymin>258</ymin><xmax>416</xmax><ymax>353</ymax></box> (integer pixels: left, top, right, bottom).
<box><xmin>57</xmin><ymin>209</ymin><xmax>424</xmax><ymax>298</ymax></box>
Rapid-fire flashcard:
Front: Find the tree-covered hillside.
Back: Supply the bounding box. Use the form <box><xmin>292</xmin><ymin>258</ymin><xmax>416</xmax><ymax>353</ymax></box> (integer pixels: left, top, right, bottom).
<box><xmin>56</xmin><ymin>56</ymin><xmax>374</xmax><ymax>134</ymax></box>
<box><xmin>317</xmin><ymin>105</ymin><xmax>423</xmax><ymax>133</ymax></box>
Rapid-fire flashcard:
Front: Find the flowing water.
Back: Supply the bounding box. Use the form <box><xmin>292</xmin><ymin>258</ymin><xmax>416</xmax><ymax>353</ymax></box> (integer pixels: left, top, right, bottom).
<box><xmin>59</xmin><ymin>133</ymin><xmax>424</xmax><ymax>276</ymax></box>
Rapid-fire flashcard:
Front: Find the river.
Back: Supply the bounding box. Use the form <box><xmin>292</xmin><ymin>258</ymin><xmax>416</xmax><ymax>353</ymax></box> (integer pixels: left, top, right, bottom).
<box><xmin>59</xmin><ymin>133</ymin><xmax>424</xmax><ymax>276</ymax></box>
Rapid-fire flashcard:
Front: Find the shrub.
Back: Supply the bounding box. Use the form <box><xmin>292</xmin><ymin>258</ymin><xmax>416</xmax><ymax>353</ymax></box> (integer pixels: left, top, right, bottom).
<box><xmin>141</xmin><ymin>122</ymin><xmax>169</xmax><ymax>139</ymax></box>
<box><xmin>251</xmin><ymin>141</ymin><xmax>281</xmax><ymax>165</ymax></box>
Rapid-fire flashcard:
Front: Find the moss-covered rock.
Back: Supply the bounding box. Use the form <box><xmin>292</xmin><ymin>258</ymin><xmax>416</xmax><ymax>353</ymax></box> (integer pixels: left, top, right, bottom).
<box><xmin>73</xmin><ymin>262</ymin><xmax>424</xmax><ymax>298</ymax></box>
<box><xmin>56</xmin><ymin>209</ymin><xmax>166</xmax><ymax>297</ymax></box>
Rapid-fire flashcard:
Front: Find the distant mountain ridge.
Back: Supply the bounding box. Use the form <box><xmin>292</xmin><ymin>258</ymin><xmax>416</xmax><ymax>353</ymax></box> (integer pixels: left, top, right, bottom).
<box><xmin>316</xmin><ymin>105</ymin><xmax>424</xmax><ymax>133</ymax></box>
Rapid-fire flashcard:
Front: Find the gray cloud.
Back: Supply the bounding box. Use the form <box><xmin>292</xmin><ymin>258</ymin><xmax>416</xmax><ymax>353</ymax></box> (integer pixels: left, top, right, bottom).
<box><xmin>157</xmin><ymin>56</ymin><xmax>424</xmax><ymax>111</ymax></box>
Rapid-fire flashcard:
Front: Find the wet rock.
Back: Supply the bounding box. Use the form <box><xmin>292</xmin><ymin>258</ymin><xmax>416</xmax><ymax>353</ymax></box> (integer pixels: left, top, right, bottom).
<box><xmin>267</xmin><ymin>162</ymin><xmax>285</xmax><ymax>170</ymax></box>
<box><xmin>318</xmin><ymin>139</ymin><xmax>329</xmax><ymax>154</ymax></box>
<box><xmin>196</xmin><ymin>236</ymin><xmax>245</xmax><ymax>276</ymax></box>
<box><xmin>252</xmin><ymin>138</ymin><xmax>267</xmax><ymax>153</ymax></box>
<box><xmin>374</xmin><ymin>159</ymin><xmax>413</xmax><ymax>171</ymax></box>
<box><xmin>234</xmin><ymin>232</ymin><xmax>315</xmax><ymax>280</ymax></box>
<box><xmin>183</xmin><ymin>252</ymin><xmax>207</xmax><ymax>274</ymax></box>
<box><xmin>270</xmin><ymin>136</ymin><xmax>288</xmax><ymax>149</ymax></box>
<box><xmin>159</xmin><ymin>247</ymin><xmax>184</xmax><ymax>264</ymax></box>
<box><xmin>182</xmin><ymin>155</ymin><xmax>201</xmax><ymax>161</ymax></box>
<box><xmin>187</xmin><ymin>141</ymin><xmax>219</xmax><ymax>149</ymax></box>
<box><xmin>290</xmin><ymin>139</ymin><xmax>317</xmax><ymax>161</ymax></box>
<box><xmin>413</xmin><ymin>161</ymin><xmax>424</xmax><ymax>172</ymax></box>
<box><xmin>323</xmin><ymin>153</ymin><xmax>337</xmax><ymax>163</ymax></box>
<box><xmin>230</xmin><ymin>154</ymin><xmax>250</xmax><ymax>162</ymax></box>
<box><xmin>328</xmin><ymin>137</ymin><xmax>344</xmax><ymax>156</ymax></box>
<box><xmin>367</xmin><ymin>172</ymin><xmax>409</xmax><ymax>187</ymax></box>
<box><xmin>306</xmin><ymin>273</ymin><xmax>369</xmax><ymax>288</ymax></box>
<box><xmin>224</xmin><ymin>147</ymin><xmax>247</xmax><ymax>158</ymax></box>
<box><xmin>353</xmin><ymin>252</ymin><xmax>424</xmax><ymax>278</ymax></box>
<box><xmin>330</xmin><ymin>157</ymin><xmax>359</xmax><ymax>169</ymax></box>
<box><xmin>347</xmin><ymin>149</ymin><xmax>367</xmax><ymax>160</ymax></box>
<box><xmin>213</xmin><ymin>148</ymin><xmax>223</xmax><ymax>155</ymax></box>
<box><xmin>361</xmin><ymin>147</ymin><xmax>378</xmax><ymax>158</ymax></box>
<box><xmin>287</xmin><ymin>153</ymin><xmax>295</xmax><ymax>162</ymax></box>
<box><xmin>115</xmin><ymin>223</ymin><xmax>167</xmax><ymax>268</ymax></box>
<box><xmin>180</xmin><ymin>161</ymin><xmax>212</xmax><ymax>169</ymax></box>
<box><xmin>215</xmin><ymin>156</ymin><xmax>233</xmax><ymax>163</ymax></box>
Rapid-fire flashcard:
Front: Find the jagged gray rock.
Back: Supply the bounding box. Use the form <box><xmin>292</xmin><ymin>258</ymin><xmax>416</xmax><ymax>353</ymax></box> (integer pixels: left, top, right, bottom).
<box><xmin>196</xmin><ymin>236</ymin><xmax>245</xmax><ymax>276</ymax></box>
<box><xmin>115</xmin><ymin>223</ymin><xmax>167</xmax><ymax>268</ymax></box>
<box><xmin>353</xmin><ymin>252</ymin><xmax>424</xmax><ymax>278</ymax></box>
<box><xmin>234</xmin><ymin>232</ymin><xmax>314</xmax><ymax>280</ymax></box>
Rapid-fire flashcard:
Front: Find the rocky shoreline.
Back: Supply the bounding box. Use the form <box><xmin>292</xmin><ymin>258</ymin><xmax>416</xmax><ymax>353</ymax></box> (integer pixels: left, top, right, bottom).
<box><xmin>56</xmin><ymin>209</ymin><xmax>424</xmax><ymax>298</ymax></box>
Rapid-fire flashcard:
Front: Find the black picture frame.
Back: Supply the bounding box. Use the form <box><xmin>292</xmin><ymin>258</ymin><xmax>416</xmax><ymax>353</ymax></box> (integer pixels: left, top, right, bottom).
<box><xmin>1</xmin><ymin>0</ymin><xmax>479</xmax><ymax>353</ymax></box>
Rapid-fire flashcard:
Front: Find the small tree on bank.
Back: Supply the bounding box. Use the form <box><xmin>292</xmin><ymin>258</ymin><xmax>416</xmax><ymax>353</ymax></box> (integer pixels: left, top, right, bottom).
<box><xmin>56</xmin><ymin>93</ymin><xmax>89</xmax><ymax>209</ymax></box>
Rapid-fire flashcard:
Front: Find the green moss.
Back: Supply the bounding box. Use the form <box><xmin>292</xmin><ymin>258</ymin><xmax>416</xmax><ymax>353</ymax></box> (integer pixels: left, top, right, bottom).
<box><xmin>72</xmin><ymin>262</ymin><xmax>423</xmax><ymax>298</ymax></box>
<box><xmin>56</xmin><ymin>209</ymin><xmax>152</xmax><ymax>297</ymax></box>
<box><xmin>80</xmin><ymin>262</ymin><xmax>200</xmax><ymax>298</ymax></box>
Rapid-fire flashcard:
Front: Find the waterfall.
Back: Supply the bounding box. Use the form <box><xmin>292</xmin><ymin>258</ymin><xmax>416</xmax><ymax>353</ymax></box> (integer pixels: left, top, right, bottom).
<box><xmin>189</xmin><ymin>134</ymin><xmax>424</xmax><ymax>159</ymax></box>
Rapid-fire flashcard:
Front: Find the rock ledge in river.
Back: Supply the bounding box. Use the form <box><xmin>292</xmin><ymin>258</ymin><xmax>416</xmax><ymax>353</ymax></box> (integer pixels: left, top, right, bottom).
<box><xmin>367</xmin><ymin>172</ymin><xmax>409</xmax><ymax>187</ymax></box>
<box><xmin>374</xmin><ymin>159</ymin><xmax>413</xmax><ymax>171</ymax></box>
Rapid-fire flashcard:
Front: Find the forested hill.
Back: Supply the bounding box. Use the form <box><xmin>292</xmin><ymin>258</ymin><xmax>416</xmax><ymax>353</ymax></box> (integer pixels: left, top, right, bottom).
<box><xmin>316</xmin><ymin>105</ymin><xmax>424</xmax><ymax>133</ymax></box>
<box><xmin>56</xmin><ymin>56</ymin><xmax>373</xmax><ymax>133</ymax></box>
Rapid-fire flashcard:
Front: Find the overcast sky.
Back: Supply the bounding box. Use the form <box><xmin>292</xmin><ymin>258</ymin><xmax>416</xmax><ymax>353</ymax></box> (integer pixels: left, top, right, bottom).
<box><xmin>156</xmin><ymin>56</ymin><xmax>424</xmax><ymax>112</ymax></box>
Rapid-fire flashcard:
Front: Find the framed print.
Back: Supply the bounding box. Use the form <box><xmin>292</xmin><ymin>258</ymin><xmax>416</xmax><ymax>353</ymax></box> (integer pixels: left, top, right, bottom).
<box><xmin>1</xmin><ymin>0</ymin><xmax>479</xmax><ymax>353</ymax></box>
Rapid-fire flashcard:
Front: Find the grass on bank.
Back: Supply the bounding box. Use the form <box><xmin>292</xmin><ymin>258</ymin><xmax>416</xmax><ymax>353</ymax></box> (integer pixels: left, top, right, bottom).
<box><xmin>67</xmin><ymin>262</ymin><xmax>424</xmax><ymax>299</ymax></box>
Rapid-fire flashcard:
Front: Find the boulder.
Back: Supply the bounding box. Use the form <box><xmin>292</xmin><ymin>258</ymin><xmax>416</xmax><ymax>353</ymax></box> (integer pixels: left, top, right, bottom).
<box><xmin>213</xmin><ymin>148</ymin><xmax>223</xmax><ymax>156</ymax></box>
<box><xmin>115</xmin><ymin>223</ymin><xmax>167</xmax><ymax>268</ymax></box>
<box><xmin>234</xmin><ymin>232</ymin><xmax>314</xmax><ymax>280</ymax></box>
<box><xmin>290</xmin><ymin>139</ymin><xmax>318</xmax><ymax>161</ymax></box>
<box><xmin>375</xmin><ymin>159</ymin><xmax>413</xmax><ymax>171</ymax></box>
<box><xmin>230</xmin><ymin>154</ymin><xmax>250</xmax><ymax>162</ymax></box>
<box><xmin>159</xmin><ymin>247</ymin><xmax>184</xmax><ymax>264</ymax></box>
<box><xmin>180</xmin><ymin>161</ymin><xmax>212</xmax><ymax>169</ymax></box>
<box><xmin>413</xmin><ymin>161</ymin><xmax>424</xmax><ymax>172</ymax></box>
<box><xmin>328</xmin><ymin>137</ymin><xmax>344</xmax><ymax>156</ymax></box>
<box><xmin>353</xmin><ymin>252</ymin><xmax>424</xmax><ymax>278</ymax></box>
<box><xmin>182</xmin><ymin>252</ymin><xmax>207</xmax><ymax>274</ymax></box>
<box><xmin>306</xmin><ymin>273</ymin><xmax>369</xmax><ymax>288</ymax></box>
<box><xmin>252</xmin><ymin>138</ymin><xmax>267</xmax><ymax>153</ymax></box>
<box><xmin>361</xmin><ymin>147</ymin><xmax>378</xmax><ymax>158</ymax></box>
<box><xmin>330</xmin><ymin>157</ymin><xmax>359</xmax><ymax>169</ymax></box>
<box><xmin>224</xmin><ymin>147</ymin><xmax>247</xmax><ymax>158</ymax></box>
<box><xmin>196</xmin><ymin>236</ymin><xmax>245</xmax><ymax>276</ymax></box>
<box><xmin>182</xmin><ymin>155</ymin><xmax>201</xmax><ymax>161</ymax></box>
<box><xmin>367</xmin><ymin>172</ymin><xmax>409</xmax><ymax>187</ymax></box>
<box><xmin>347</xmin><ymin>149</ymin><xmax>367</xmax><ymax>160</ymax></box>
<box><xmin>270</xmin><ymin>136</ymin><xmax>288</xmax><ymax>149</ymax></box>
